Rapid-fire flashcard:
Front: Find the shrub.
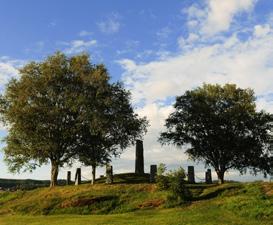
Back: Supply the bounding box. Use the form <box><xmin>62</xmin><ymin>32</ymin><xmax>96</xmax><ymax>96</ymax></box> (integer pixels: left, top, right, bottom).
<box><xmin>156</xmin><ymin>175</ymin><xmax>170</xmax><ymax>190</ymax></box>
<box><xmin>156</xmin><ymin>166</ymin><xmax>192</xmax><ymax>204</ymax></box>
<box><xmin>158</xmin><ymin>163</ymin><xmax>167</xmax><ymax>176</ymax></box>
<box><xmin>167</xmin><ymin>167</ymin><xmax>191</xmax><ymax>202</ymax></box>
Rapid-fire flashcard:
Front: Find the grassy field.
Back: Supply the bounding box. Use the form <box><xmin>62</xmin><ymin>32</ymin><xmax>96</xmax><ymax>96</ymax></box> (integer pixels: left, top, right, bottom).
<box><xmin>0</xmin><ymin>174</ymin><xmax>272</xmax><ymax>225</ymax></box>
<box><xmin>0</xmin><ymin>206</ymin><xmax>268</xmax><ymax>225</ymax></box>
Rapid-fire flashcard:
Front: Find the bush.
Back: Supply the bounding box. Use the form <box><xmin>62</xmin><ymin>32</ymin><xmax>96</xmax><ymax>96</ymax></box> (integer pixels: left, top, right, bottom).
<box><xmin>156</xmin><ymin>175</ymin><xmax>170</xmax><ymax>190</ymax></box>
<box><xmin>157</xmin><ymin>163</ymin><xmax>167</xmax><ymax>176</ymax></box>
<box><xmin>167</xmin><ymin>167</ymin><xmax>191</xmax><ymax>202</ymax></box>
<box><xmin>156</xmin><ymin>166</ymin><xmax>192</xmax><ymax>204</ymax></box>
<box><xmin>156</xmin><ymin>163</ymin><xmax>170</xmax><ymax>190</ymax></box>
<box><xmin>168</xmin><ymin>174</ymin><xmax>192</xmax><ymax>202</ymax></box>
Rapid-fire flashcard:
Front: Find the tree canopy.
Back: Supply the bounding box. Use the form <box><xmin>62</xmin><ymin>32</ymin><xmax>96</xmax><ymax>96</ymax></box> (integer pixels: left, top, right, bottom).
<box><xmin>0</xmin><ymin>52</ymin><xmax>148</xmax><ymax>187</ymax></box>
<box><xmin>76</xmin><ymin>78</ymin><xmax>148</xmax><ymax>184</ymax></box>
<box><xmin>159</xmin><ymin>84</ymin><xmax>273</xmax><ymax>183</ymax></box>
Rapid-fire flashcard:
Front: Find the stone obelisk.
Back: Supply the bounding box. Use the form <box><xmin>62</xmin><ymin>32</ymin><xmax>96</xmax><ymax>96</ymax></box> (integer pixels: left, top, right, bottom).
<box><xmin>135</xmin><ymin>140</ymin><xmax>144</xmax><ymax>174</ymax></box>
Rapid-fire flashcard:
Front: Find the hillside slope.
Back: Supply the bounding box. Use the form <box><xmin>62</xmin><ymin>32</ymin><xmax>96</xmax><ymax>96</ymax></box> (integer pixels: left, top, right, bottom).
<box><xmin>0</xmin><ymin>174</ymin><xmax>272</xmax><ymax>225</ymax></box>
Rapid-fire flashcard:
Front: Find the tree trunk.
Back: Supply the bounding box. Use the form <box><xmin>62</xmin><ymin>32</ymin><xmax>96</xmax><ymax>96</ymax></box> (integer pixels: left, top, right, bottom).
<box><xmin>50</xmin><ymin>161</ymin><xmax>59</xmax><ymax>188</ymax></box>
<box><xmin>91</xmin><ymin>164</ymin><xmax>96</xmax><ymax>185</ymax></box>
<box><xmin>216</xmin><ymin>170</ymin><xmax>225</xmax><ymax>184</ymax></box>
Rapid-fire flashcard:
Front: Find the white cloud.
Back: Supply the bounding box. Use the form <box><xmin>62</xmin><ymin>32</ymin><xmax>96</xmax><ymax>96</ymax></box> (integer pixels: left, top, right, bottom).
<box><xmin>0</xmin><ymin>57</ymin><xmax>22</xmax><ymax>88</ymax></box>
<box><xmin>78</xmin><ymin>30</ymin><xmax>93</xmax><ymax>37</ymax></box>
<box><xmin>254</xmin><ymin>24</ymin><xmax>271</xmax><ymax>37</ymax></box>
<box><xmin>63</xmin><ymin>39</ymin><xmax>97</xmax><ymax>54</ymax></box>
<box><xmin>178</xmin><ymin>33</ymin><xmax>199</xmax><ymax>48</ymax></box>
<box><xmin>185</xmin><ymin>0</ymin><xmax>256</xmax><ymax>36</ymax></box>
<box><xmin>118</xmin><ymin>23</ymin><xmax>273</xmax><ymax>177</ymax></box>
<box><xmin>0</xmin><ymin>58</ymin><xmax>22</xmax><ymax>131</ymax></box>
<box><xmin>203</xmin><ymin>0</ymin><xmax>256</xmax><ymax>35</ymax></box>
<box><xmin>0</xmin><ymin>63</ymin><xmax>18</xmax><ymax>85</ymax></box>
<box><xmin>121</xmin><ymin>28</ymin><xmax>273</xmax><ymax>104</ymax></box>
<box><xmin>97</xmin><ymin>13</ymin><xmax>121</xmax><ymax>34</ymax></box>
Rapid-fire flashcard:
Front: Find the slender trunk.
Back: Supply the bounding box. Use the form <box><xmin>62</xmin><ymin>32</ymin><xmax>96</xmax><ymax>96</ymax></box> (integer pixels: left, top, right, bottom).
<box><xmin>50</xmin><ymin>161</ymin><xmax>59</xmax><ymax>188</ymax></box>
<box><xmin>91</xmin><ymin>164</ymin><xmax>96</xmax><ymax>185</ymax></box>
<box><xmin>216</xmin><ymin>170</ymin><xmax>225</xmax><ymax>184</ymax></box>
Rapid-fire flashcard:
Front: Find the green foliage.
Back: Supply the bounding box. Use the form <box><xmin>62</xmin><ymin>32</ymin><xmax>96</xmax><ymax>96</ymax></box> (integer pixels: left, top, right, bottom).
<box><xmin>166</xmin><ymin>167</ymin><xmax>191</xmax><ymax>204</ymax></box>
<box><xmin>156</xmin><ymin>167</ymin><xmax>191</xmax><ymax>204</ymax></box>
<box><xmin>77</xmin><ymin>80</ymin><xmax>148</xmax><ymax>182</ymax></box>
<box><xmin>0</xmin><ymin>52</ymin><xmax>148</xmax><ymax>187</ymax></box>
<box><xmin>156</xmin><ymin>175</ymin><xmax>170</xmax><ymax>190</ymax></box>
<box><xmin>159</xmin><ymin>83</ymin><xmax>273</xmax><ymax>183</ymax></box>
<box><xmin>157</xmin><ymin>163</ymin><xmax>167</xmax><ymax>176</ymax></box>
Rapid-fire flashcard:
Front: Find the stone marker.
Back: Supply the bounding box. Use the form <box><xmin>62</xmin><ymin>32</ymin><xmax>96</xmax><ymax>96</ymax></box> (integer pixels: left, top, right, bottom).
<box><xmin>135</xmin><ymin>140</ymin><xmax>144</xmax><ymax>174</ymax></box>
<box><xmin>205</xmin><ymin>169</ymin><xmax>212</xmax><ymax>184</ymax></box>
<box><xmin>75</xmin><ymin>168</ymin><xmax>81</xmax><ymax>185</ymax></box>
<box><xmin>67</xmin><ymin>171</ymin><xmax>71</xmax><ymax>185</ymax></box>
<box><xmin>106</xmin><ymin>165</ymin><xmax>113</xmax><ymax>184</ymax></box>
<box><xmin>187</xmin><ymin>166</ymin><xmax>195</xmax><ymax>184</ymax></box>
<box><xmin>150</xmin><ymin>165</ymin><xmax>157</xmax><ymax>183</ymax></box>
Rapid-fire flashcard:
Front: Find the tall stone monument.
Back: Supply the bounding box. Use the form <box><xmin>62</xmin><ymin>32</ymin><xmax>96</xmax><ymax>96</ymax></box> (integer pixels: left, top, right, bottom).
<box><xmin>106</xmin><ymin>165</ymin><xmax>113</xmax><ymax>184</ymax></box>
<box><xmin>66</xmin><ymin>171</ymin><xmax>71</xmax><ymax>185</ymax></box>
<box><xmin>135</xmin><ymin>140</ymin><xmax>144</xmax><ymax>174</ymax></box>
<box><xmin>205</xmin><ymin>169</ymin><xmax>212</xmax><ymax>184</ymax></box>
<box><xmin>187</xmin><ymin>166</ymin><xmax>195</xmax><ymax>184</ymax></box>
<box><xmin>75</xmin><ymin>168</ymin><xmax>81</xmax><ymax>185</ymax></box>
<box><xmin>150</xmin><ymin>165</ymin><xmax>157</xmax><ymax>183</ymax></box>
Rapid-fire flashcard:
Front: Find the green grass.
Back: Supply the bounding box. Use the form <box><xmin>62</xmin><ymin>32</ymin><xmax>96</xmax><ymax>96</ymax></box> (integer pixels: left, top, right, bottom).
<box><xmin>0</xmin><ymin>205</ymin><xmax>271</xmax><ymax>225</ymax></box>
<box><xmin>0</xmin><ymin>174</ymin><xmax>272</xmax><ymax>225</ymax></box>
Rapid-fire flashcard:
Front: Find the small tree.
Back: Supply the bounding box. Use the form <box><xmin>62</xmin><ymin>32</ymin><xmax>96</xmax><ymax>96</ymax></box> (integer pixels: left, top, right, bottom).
<box><xmin>159</xmin><ymin>84</ymin><xmax>273</xmax><ymax>184</ymax></box>
<box><xmin>156</xmin><ymin>166</ymin><xmax>191</xmax><ymax>204</ymax></box>
<box><xmin>76</xmin><ymin>81</ymin><xmax>148</xmax><ymax>184</ymax></box>
<box><xmin>167</xmin><ymin>167</ymin><xmax>191</xmax><ymax>203</ymax></box>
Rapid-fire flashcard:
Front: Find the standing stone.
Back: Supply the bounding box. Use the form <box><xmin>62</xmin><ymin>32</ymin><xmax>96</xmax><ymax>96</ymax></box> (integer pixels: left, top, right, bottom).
<box><xmin>150</xmin><ymin>165</ymin><xmax>157</xmax><ymax>183</ymax></box>
<box><xmin>106</xmin><ymin>165</ymin><xmax>113</xmax><ymax>184</ymax></box>
<box><xmin>66</xmin><ymin>171</ymin><xmax>71</xmax><ymax>185</ymax></box>
<box><xmin>205</xmin><ymin>169</ymin><xmax>212</xmax><ymax>184</ymax></box>
<box><xmin>135</xmin><ymin>140</ymin><xmax>144</xmax><ymax>174</ymax></box>
<box><xmin>187</xmin><ymin>166</ymin><xmax>195</xmax><ymax>184</ymax></box>
<box><xmin>75</xmin><ymin>168</ymin><xmax>81</xmax><ymax>185</ymax></box>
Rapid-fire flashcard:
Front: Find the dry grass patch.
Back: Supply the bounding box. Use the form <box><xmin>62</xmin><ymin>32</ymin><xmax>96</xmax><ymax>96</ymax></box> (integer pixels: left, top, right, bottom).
<box><xmin>262</xmin><ymin>182</ymin><xmax>273</xmax><ymax>197</ymax></box>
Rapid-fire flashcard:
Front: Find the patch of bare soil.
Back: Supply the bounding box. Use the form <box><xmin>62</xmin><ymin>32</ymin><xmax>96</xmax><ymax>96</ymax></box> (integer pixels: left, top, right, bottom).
<box><xmin>138</xmin><ymin>199</ymin><xmax>165</xmax><ymax>209</ymax></box>
<box><xmin>262</xmin><ymin>183</ymin><xmax>273</xmax><ymax>197</ymax></box>
<box><xmin>60</xmin><ymin>196</ymin><xmax>115</xmax><ymax>208</ymax></box>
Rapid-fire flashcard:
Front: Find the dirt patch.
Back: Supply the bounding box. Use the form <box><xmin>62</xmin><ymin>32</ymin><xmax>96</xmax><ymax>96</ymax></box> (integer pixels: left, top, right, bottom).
<box><xmin>262</xmin><ymin>183</ymin><xmax>273</xmax><ymax>197</ymax></box>
<box><xmin>138</xmin><ymin>199</ymin><xmax>164</xmax><ymax>209</ymax></box>
<box><xmin>60</xmin><ymin>196</ymin><xmax>116</xmax><ymax>208</ymax></box>
<box><xmin>137</xmin><ymin>184</ymin><xmax>157</xmax><ymax>193</ymax></box>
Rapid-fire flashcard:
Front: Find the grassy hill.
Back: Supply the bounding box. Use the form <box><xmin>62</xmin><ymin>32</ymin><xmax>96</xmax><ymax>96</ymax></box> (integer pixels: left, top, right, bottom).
<box><xmin>0</xmin><ymin>178</ymin><xmax>66</xmax><ymax>190</ymax></box>
<box><xmin>0</xmin><ymin>173</ymin><xmax>272</xmax><ymax>225</ymax></box>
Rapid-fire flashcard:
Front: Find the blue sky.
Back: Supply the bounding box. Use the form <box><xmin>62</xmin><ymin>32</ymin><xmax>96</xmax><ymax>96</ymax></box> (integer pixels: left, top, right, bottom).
<box><xmin>0</xmin><ymin>0</ymin><xmax>273</xmax><ymax>181</ymax></box>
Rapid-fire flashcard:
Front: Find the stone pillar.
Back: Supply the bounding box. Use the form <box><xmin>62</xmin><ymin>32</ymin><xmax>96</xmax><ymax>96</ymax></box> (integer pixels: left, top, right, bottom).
<box><xmin>150</xmin><ymin>165</ymin><xmax>157</xmax><ymax>183</ymax></box>
<box><xmin>106</xmin><ymin>165</ymin><xmax>113</xmax><ymax>184</ymax></box>
<box><xmin>205</xmin><ymin>169</ymin><xmax>212</xmax><ymax>184</ymax></box>
<box><xmin>135</xmin><ymin>140</ymin><xmax>144</xmax><ymax>174</ymax></box>
<box><xmin>75</xmin><ymin>168</ymin><xmax>81</xmax><ymax>185</ymax></box>
<box><xmin>187</xmin><ymin>166</ymin><xmax>195</xmax><ymax>184</ymax></box>
<box><xmin>67</xmin><ymin>171</ymin><xmax>71</xmax><ymax>185</ymax></box>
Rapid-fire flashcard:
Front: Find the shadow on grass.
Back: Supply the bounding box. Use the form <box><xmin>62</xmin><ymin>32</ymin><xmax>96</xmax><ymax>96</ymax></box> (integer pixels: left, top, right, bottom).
<box><xmin>192</xmin><ymin>185</ymin><xmax>241</xmax><ymax>201</ymax></box>
<box><xmin>95</xmin><ymin>173</ymin><xmax>150</xmax><ymax>184</ymax></box>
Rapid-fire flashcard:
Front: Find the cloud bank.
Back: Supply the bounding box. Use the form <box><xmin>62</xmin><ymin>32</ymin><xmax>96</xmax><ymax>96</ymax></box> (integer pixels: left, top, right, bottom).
<box><xmin>117</xmin><ymin>0</ymin><xmax>273</xmax><ymax>180</ymax></box>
